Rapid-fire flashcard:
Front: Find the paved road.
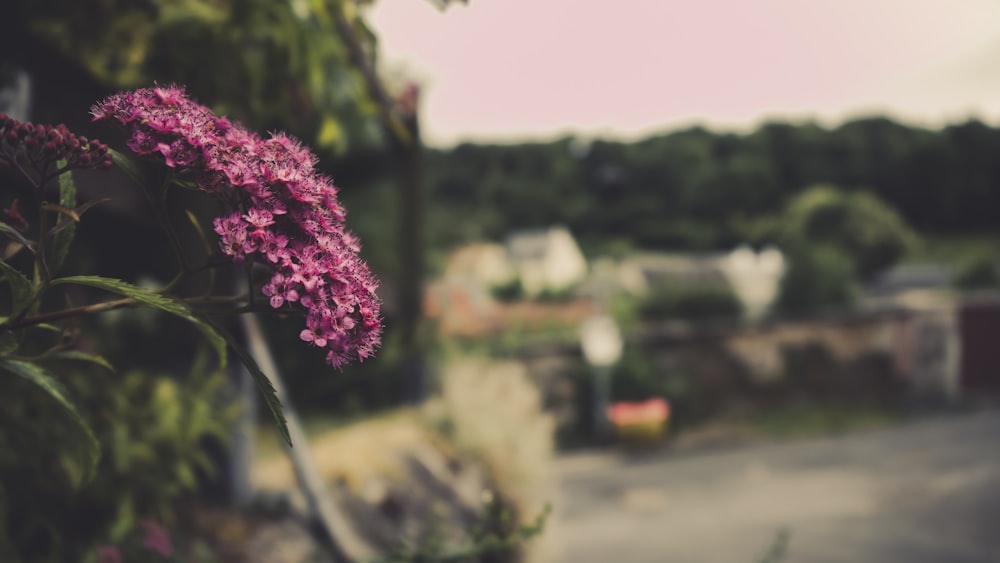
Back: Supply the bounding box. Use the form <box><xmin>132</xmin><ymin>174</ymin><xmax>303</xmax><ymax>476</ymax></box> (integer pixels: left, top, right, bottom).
<box><xmin>549</xmin><ymin>410</ymin><xmax>1000</xmax><ymax>563</ymax></box>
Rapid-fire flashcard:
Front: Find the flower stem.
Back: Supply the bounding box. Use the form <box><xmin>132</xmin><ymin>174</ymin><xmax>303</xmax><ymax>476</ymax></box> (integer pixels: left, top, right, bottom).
<box><xmin>0</xmin><ymin>297</ymin><xmax>135</xmax><ymax>333</ymax></box>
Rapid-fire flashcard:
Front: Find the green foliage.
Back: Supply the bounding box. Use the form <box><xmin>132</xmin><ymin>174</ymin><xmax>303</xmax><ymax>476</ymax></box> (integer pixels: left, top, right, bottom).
<box><xmin>47</xmin><ymin>164</ymin><xmax>77</xmax><ymax>274</ymax></box>
<box><xmin>535</xmin><ymin>284</ymin><xmax>577</xmax><ymax>303</ymax></box>
<box><xmin>421</xmin><ymin>117</ymin><xmax>1000</xmax><ymax>258</ymax></box>
<box><xmin>0</xmin><ymin>258</ymin><xmax>32</xmax><ymax>318</ymax></box>
<box><xmin>378</xmin><ymin>501</ymin><xmax>551</xmax><ymax>563</ymax></box>
<box><xmin>780</xmin><ymin>185</ymin><xmax>917</xmax><ymax>279</ymax></box>
<box><xmin>12</xmin><ymin>0</ymin><xmax>385</xmax><ymax>154</ymax></box>
<box><xmin>773</xmin><ymin>244</ymin><xmax>858</xmax><ymax>316</ymax></box>
<box><xmin>637</xmin><ymin>282</ymin><xmax>743</xmax><ymax>322</ymax></box>
<box><xmin>51</xmin><ymin>276</ymin><xmax>228</xmax><ymax>366</ymax></box>
<box><xmin>0</xmin><ymin>92</ymin><xmax>380</xmax><ymax>557</ymax></box>
<box><xmin>0</xmin><ymin>358</ymin><xmax>100</xmax><ymax>486</ymax></box>
<box><xmin>490</xmin><ymin>277</ymin><xmax>523</xmax><ymax>303</ymax></box>
<box><xmin>952</xmin><ymin>250</ymin><xmax>1000</xmax><ymax>290</ymax></box>
<box><xmin>0</xmin><ymin>362</ymin><xmax>237</xmax><ymax>562</ymax></box>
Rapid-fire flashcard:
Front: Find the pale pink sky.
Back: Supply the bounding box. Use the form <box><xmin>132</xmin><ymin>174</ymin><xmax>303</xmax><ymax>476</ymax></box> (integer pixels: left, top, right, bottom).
<box><xmin>369</xmin><ymin>0</ymin><xmax>1000</xmax><ymax>146</ymax></box>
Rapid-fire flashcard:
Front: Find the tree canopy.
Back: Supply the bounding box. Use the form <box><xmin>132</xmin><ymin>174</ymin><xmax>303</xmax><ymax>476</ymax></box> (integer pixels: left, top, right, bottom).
<box><xmin>419</xmin><ymin>118</ymin><xmax>1000</xmax><ymax>256</ymax></box>
<box><xmin>779</xmin><ymin>185</ymin><xmax>917</xmax><ymax>279</ymax></box>
<box><xmin>4</xmin><ymin>0</ymin><xmax>390</xmax><ymax>155</ymax></box>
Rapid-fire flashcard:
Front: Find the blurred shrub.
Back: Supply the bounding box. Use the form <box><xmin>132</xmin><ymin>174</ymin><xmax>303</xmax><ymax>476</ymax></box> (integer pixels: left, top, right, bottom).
<box><xmin>953</xmin><ymin>250</ymin><xmax>1000</xmax><ymax>290</ymax></box>
<box><xmin>431</xmin><ymin>360</ymin><xmax>553</xmax><ymax>508</ymax></box>
<box><xmin>773</xmin><ymin>244</ymin><xmax>858</xmax><ymax>316</ymax></box>
<box><xmin>633</xmin><ymin>219</ymin><xmax>723</xmax><ymax>250</ymax></box>
<box><xmin>781</xmin><ymin>185</ymin><xmax>917</xmax><ymax>279</ymax></box>
<box><xmin>637</xmin><ymin>283</ymin><xmax>743</xmax><ymax>322</ymax></box>
<box><xmin>0</xmin><ymin>358</ymin><xmax>237</xmax><ymax>562</ymax></box>
<box><xmin>535</xmin><ymin>285</ymin><xmax>577</xmax><ymax>303</ymax></box>
<box><xmin>729</xmin><ymin>214</ymin><xmax>781</xmax><ymax>248</ymax></box>
<box><xmin>491</xmin><ymin>278</ymin><xmax>525</xmax><ymax>302</ymax></box>
<box><xmin>427</xmin><ymin>359</ymin><xmax>555</xmax><ymax>562</ymax></box>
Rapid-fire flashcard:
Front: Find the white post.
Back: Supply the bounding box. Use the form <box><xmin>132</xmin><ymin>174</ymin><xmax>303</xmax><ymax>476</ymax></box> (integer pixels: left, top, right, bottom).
<box><xmin>240</xmin><ymin>313</ymin><xmax>377</xmax><ymax>561</ymax></box>
<box><xmin>580</xmin><ymin>315</ymin><xmax>623</xmax><ymax>442</ymax></box>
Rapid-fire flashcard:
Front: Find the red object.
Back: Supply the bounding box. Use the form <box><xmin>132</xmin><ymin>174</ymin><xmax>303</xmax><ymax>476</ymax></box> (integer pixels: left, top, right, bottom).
<box><xmin>607</xmin><ymin>398</ymin><xmax>670</xmax><ymax>426</ymax></box>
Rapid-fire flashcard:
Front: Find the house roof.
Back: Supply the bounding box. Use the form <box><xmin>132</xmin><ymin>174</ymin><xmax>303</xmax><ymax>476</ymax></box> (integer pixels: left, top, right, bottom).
<box><xmin>867</xmin><ymin>263</ymin><xmax>954</xmax><ymax>297</ymax></box>
<box><xmin>626</xmin><ymin>252</ymin><xmax>730</xmax><ymax>286</ymax></box>
<box><xmin>444</xmin><ymin>242</ymin><xmax>508</xmax><ymax>277</ymax></box>
<box><xmin>505</xmin><ymin>226</ymin><xmax>573</xmax><ymax>262</ymax></box>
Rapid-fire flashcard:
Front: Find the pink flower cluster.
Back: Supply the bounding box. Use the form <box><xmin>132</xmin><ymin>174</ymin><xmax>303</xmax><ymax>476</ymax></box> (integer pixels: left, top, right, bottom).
<box><xmin>91</xmin><ymin>85</ymin><xmax>380</xmax><ymax>367</ymax></box>
<box><xmin>0</xmin><ymin>114</ymin><xmax>112</xmax><ymax>184</ymax></box>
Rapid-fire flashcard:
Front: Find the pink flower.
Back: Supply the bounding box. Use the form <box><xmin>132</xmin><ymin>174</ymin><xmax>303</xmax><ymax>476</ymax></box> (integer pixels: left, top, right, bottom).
<box><xmin>0</xmin><ymin>114</ymin><xmax>112</xmax><ymax>185</ymax></box>
<box><xmin>139</xmin><ymin>518</ymin><xmax>174</xmax><ymax>557</ymax></box>
<box><xmin>93</xmin><ymin>85</ymin><xmax>382</xmax><ymax>367</ymax></box>
<box><xmin>95</xmin><ymin>545</ymin><xmax>122</xmax><ymax>563</ymax></box>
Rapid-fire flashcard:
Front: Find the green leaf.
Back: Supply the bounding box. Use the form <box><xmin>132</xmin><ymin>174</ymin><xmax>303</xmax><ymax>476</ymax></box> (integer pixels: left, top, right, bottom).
<box><xmin>42</xmin><ymin>202</ymin><xmax>80</xmax><ymax>223</ymax></box>
<box><xmin>109</xmin><ymin>148</ymin><xmax>144</xmax><ymax>187</ymax></box>
<box><xmin>0</xmin><ymin>332</ymin><xmax>16</xmax><ymax>355</ymax></box>
<box><xmin>48</xmin><ymin>162</ymin><xmax>77</xmax><ymax>274</ymax></box>
<box><xmin>0</xmin><ymin>221</ymin><xmax>33</xmax><ymax>250</ymax></box>
<box><xmin>112</xmin><ymin>424</ymin><xmax>130</xmax><ymax>473</ymax></box>
<box><xmin>214</xmin><ymin>324</ymin><xmax>290</xmax><ymax>446</ymax></box>
<box><xmin>110</xmin><ymin>494</ymin><xmax>136</xmax><ymax>542</ymax></box>
<box><xmin>0</xmin><ymin>358</ymin><xmax>100</xmax><ymax>485</ymax></box>
<box><xmin>51</xmin><ymin>275</ymin><xmax>227</xmax><ymax>367</ymax></box>
<box><xmin>46</xmin><ymin>199</ymin><xmax>111</xmax><ymax>241</ymax></box>
<box><xmin>184</xmin><ymin>210</ymin><xmax>213</xmax><ymax>257</ymax></box>
<box><xmin>0</xmin><ymin>258</ymin><xmax>32</xmax><ymax>317</ymax></box>
<box><xmin>43</xmin><ymin>350</ymin><xmax>116</xmax><ymax>373</ymax></box>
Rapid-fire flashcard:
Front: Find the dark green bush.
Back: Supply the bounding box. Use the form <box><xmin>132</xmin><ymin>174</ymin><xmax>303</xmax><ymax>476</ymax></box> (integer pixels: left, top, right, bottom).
<box><xmin>780</xmin><ymin>186</ymin><xmax>917</xmax><ymax>279</ymax></box>
<box><xmin>0</xmin><ymin>356</ymin><xmax>237</xmax><ymax>562</ymax></box>
<box><xmin>490</xmin><ymin>278</ymin><xmax>524</xmax><ymax>302</ymax></box>
<box><xmin>535</xmin><ymin>285</ymin><xmax>578</xmax><ymax>303</ymax></box>
<box><xmin>638</xmin><ymin>283</ymin><xmax>743</xmax><ymax>322</ymax></box>
<box><xmin>953</xmin><ymin>251</ymin><xmax>1000</xmax><ymax>290</ymax></box>
<box><xmin>773</xmin><ymin>244</ymin><xmax>858</xmax><ymax>316</ymax></box>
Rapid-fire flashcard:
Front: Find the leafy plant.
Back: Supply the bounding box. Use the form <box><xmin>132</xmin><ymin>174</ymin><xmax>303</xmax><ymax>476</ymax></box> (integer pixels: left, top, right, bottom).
<box><xmin>490</xmin><ymin>277</ymin><xmax>523</xmax><ymax>303</ymax></box>
<box><xmin>0</xmin><ymin>88</ymin><xmax>382</xmax><ymax>559</ymax></box>
<box><xmin>378</xmin><ymin>500</ymin><xmax>551</xmax><ymax>563</ymax></box>
<box><xmin>952</xmin><ymin>250</ymin><xmax>1000</xmax><ymax>290</ymax></box>
<box><xmin>0</xmin><ymin>359</ymin><xmax>236</xmax><ymax>562</ymax></box>
<box><xmin>779</xmin><ymin>185</ymin><xmax>917</xmax><ymax>279</ymax></box>
<box><xmin>773</xmin><ymin>244</ymin><xmax>858</xmax><ymax>316</ymax></box>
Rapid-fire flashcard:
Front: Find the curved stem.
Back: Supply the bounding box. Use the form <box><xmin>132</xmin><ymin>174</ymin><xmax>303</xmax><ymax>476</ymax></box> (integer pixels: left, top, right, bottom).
<box><xmin>138</xmin><ymin>173</ymin><xmax>190</xmax><ymax>293</ymax></box>
<box><xmin>160</xmin><ymin>181</ymin><xmax>190</xmax><ymax>287</ymax></box>
<box><xmin>245</xmin><ymin>261</ymin><xmax>256</xmax><ymax>308</ymax></box>
<box><xmin>25</xmin><ymin>191</ymin><xmax>52</xmax><ymax>319</ymax></box>
<box><xmin>0</xmin><ymin>297</ymin><xmax>135</xmax><ymax>333</ymax></box>
<box><xmin>0</xmin><ymin>153</ymin><xmax>39</xmax><ymax>189</ymax></box>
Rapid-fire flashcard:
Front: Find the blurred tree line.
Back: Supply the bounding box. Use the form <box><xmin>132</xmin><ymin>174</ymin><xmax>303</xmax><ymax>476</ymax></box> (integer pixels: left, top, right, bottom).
<box><xmin>420</xmin><ymin>118</ymin><xmax>1000</xmax><ymax>256</ymax></box>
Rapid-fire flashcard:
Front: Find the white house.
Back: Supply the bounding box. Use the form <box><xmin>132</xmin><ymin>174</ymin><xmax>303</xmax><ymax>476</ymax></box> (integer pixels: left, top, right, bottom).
<box><xmin>615</xmin><ymin>246</ymin><xmax>785</xmax><ymax>316</ymax></box>
<box><xmin>717</xmin><ymin>245</ymin><xmax>785</xmax><ymax>319</ymax></box>
<box><xmin>443</xmin><ymin>242</ymin><xmax>515</xmax><ymax>287</ymax></box>
<box><xmin>505</xmin><ymin>226</ymin><xmax>588</xmax><ymax>296</ymax></box>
